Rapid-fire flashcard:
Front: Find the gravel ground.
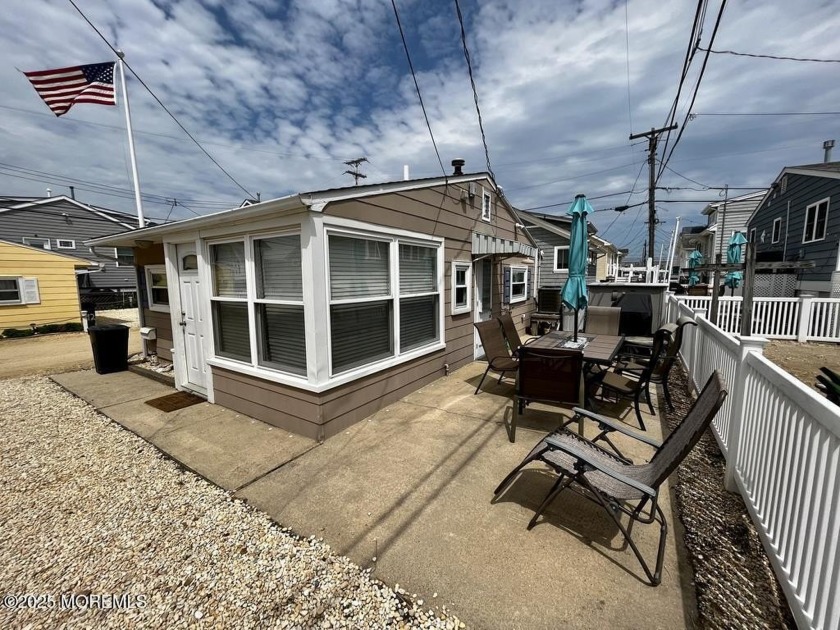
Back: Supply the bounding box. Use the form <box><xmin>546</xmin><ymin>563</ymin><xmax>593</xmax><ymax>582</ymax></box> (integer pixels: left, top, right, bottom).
<box><xmin>0</xmin><ymin>377</ymin><xmax>463</xmax><ymax>629</ymax></box>
<box><xmin>664</xmin><ymin>366</ymin><xmax>796</xmax><ymax>630</ymax></box>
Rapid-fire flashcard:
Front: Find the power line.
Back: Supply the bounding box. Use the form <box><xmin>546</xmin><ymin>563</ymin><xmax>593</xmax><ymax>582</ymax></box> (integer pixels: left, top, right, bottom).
<box><xmin>692</xmin><ymin>110</ymin><xmax>840</xmax><ymax>117</ymax></box>
<box><xmin>505</xmin><ymin>160</ymin><xmax>645</xmax><ymax>193</ymax></box>
<box><xmin>624</xmin><ymin>0</ymin><xmax>633</xmax><ymax>134</ymax></box>
<box><xmin>697</xmin><ymin>47</ymin><xmax>840</xmax><ymax>63</ymax></box>
<box><xmin>67</xmin><ymin>0</ymin><xmax>256</xmax><ymax>200</ymax></box>
<box><xmin>454</xmin><ymin>0</ymin><xmax>494</xmax><ymax>179</ymax></box>
<box><xmin>659</xmin><ymin>163</ymin><xmax>710</xmax><ymax>189</ymax></box>
<box><xmin>389</xmin><ymin>0</ymin><xmax>447</xmax><ymax>178</ymax></box>
<box><xmin>518</xmin><ymin>190</ymin><xmax>636</xmax><ymax>212</ymax></box>
<box><xmin>657</xmin><ymin>0</ymin><xmax>728</xmax><ymax>180</ymax></box>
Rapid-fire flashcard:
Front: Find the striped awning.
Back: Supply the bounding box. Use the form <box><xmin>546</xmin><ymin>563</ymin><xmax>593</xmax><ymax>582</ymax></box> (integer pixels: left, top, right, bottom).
<box><xmin>472</xmin><ymin>232</ymin><xmax>536</xmax><ymax>258</ymax></box>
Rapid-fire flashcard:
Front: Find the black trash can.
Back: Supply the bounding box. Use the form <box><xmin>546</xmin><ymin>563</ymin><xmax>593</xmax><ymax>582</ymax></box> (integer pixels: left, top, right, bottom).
<box><xmin>88</xmin><ymin>324</ymin><xmax>129</xmax><ymax>374</ymax></box>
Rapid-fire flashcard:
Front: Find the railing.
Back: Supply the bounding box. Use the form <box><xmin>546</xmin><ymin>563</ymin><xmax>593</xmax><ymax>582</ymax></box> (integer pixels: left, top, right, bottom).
<box><xmin>668</xmin><ymin>295</ymin><xmax>840</xmax><ymax>630</ymax></box>
<box><xmin>673</xmin><ymin>296</ymin><xmax>840</xmax><ymax>342</ymax></box>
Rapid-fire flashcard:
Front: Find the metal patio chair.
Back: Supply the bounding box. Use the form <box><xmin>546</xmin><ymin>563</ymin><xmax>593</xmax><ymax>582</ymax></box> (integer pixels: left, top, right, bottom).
<box><xmin>584</xmin><ymin>306</ymin><xmax>621</xmax><ymax>336</ymax></box>
<box><xmin>498</xmin><ymin>312</ymin><xmax>538</xmax><ymax>357</ymax></box>
<box><xmin>495</xmin><ymin>371</ymin><xmax>728</xmax><ymax>585</ymax></box>
<box><xmin>473</xmin><ymin>319</ymin><xmax>519</xmax><ymax>395</ymax></box>
<box><xmin>509</xmin><ymin>346</ymin><xmax>584</xmax><ymax>442</ymax></box>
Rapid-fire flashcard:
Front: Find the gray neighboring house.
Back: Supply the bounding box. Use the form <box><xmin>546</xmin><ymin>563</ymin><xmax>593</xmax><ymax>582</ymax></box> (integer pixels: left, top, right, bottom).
<box><xmin>746</xmin><ymin>162</ymin><xmax>840</xmax><ymax>296</ymax></box>
<box><xmin>0</xmin><ymin>195</ymin><xmax>140</xmax><ymax>303</ymax></box>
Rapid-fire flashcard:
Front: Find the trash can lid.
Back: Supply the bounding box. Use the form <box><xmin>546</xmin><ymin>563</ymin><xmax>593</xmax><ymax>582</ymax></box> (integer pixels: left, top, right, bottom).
<box><xmin>88</xmin><ymin>324</ymin><xmax>129</xmax><ymax>331</ymax></box>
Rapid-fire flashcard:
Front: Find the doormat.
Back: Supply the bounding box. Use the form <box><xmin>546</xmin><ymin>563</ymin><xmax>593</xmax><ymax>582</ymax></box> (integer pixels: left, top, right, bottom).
<box><xmin>145</xmin><ymin>391</ymin><xmax>205</xmax><ymax>412</ymax></box>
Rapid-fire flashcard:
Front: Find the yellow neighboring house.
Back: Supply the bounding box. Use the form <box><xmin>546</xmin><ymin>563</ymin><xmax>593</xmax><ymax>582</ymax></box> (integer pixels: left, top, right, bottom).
<box><xmin>0</xmin><ymin>239</ymin><xmax>93</xmax><ymax>330</ymax></box>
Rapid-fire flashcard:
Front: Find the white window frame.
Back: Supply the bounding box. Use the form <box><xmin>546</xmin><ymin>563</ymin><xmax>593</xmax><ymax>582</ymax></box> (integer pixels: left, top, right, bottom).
<box><xmin>22</xmin><ymin>237</ymin><xmax>50</xmax><ymax>250</ymax></box>
<box><xmin>451</xmin><ymin>261</ymin><xmax>472</xmax><ymax>315</ymax></box>
<box><xmin>55</xmin><ymin>239</ymin><xmax>76</xmax><ymax>249</ymax></box>
<box><xmin>509</xmin><ymin>266</ymin><xmax>528</xmax><ymax>304</ymax></box>
<box><xmin>481</xmin><ymin>189</ymin><xmax>493</xmax><ymax>222</ymax></box>
<box><xmin>803</xmin><ymin>197</ymin><xmax>829</xmax><ymax>244</ymax></box>
<box><xmin>0</xmin><ymin>277</ymin><xmax>22</xmax><ymax>305</ymax></box>
<box><xmin>771</xmin><ymin>218</ymin><xmax>782</xmax><ymax>244</ymax></box>
<box><xmin>553</xmin><ymin>246</ymin><xmax>570</xmax><ymax>272</ymax></box>
<box><xmin>114</xmin><ymin>247</ymin><xmax>134</xmax><ymax>267</ymax></box>
<box><xmin>144</xmin><ymin>265</ymin><xmax>170</xmax><ymax>313</ymax></box>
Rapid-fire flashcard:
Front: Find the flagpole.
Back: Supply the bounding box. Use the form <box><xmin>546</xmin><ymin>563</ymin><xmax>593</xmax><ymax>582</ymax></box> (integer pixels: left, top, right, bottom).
<box><xmin>116</xmin><ymin>50</ymin><xmax>145</xmax><ymax>228</ymax></box>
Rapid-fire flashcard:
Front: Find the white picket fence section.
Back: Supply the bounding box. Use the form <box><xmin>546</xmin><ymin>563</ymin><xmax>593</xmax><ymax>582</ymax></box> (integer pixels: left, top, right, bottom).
<box><xmin>674</xmin><ymin>296</ymin><xmax>840</xmax><ymax>342</ymax></box>
<box><xmin>667</xmin><ymin>296</ymin><xmax>840</xmax><ymax>630</ymax></box>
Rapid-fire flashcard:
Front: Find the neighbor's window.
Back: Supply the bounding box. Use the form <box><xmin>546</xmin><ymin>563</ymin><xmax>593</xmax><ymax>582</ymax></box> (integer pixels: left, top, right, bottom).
<box><xmin>22</xmin><ymin>237</ymin><xmax>50</xmax><ymax>250</ymax></box>
<box><xmin>399</xmin><ymin>243</ymin><xmax>439</xmax><ymax>352</ymax></box>
<box><xmin>254</xmin><ymin>235</ymin><xmax>306</xmax><ymax>375</ymax></box>
<box><xmin>772</xmin><ymin>218</ymin><xmax>782</xmax><ymax>244</ymax></box>
<box><xmin>329</xmin><ymin>235</ymin><xmax>393</xmax><ymax>374</ymax></box>
<box><xmin>56</xmin><ymin>239</ymin><xmax>75</xmax><ymax>249</ymax></box>
<box><xmin>554</xmin><ymin>246</ymin><xmax>570</xmax><ymax>272</ymax></box>
<box><xmin>0</xmin><ymin>277</ymin><xmax>21</xmax><ymax>304</ymax></box>
<box><xmin>451</xmin><ymin>261</ymin><xmax>471</xmax><ymax>315</ymax></box>
<box><xmin>209</xmin><ymin>241</ymin><xmax>251</xmax><ymax>363</ymax></box>
<box><xmin>803</xmin><ymin>198</ymin><xmax>829</xmax><ymax>243</ymax></box>
<box><xmin>115</xmin><ymin>247</ymin><xmax>134</xmax><ymax>267</ymax></box>
<box><xmin>481</xmin><ymin>190</ymin><xmax>492</xmax><ymax>221</ymax></box>
<box><xmin>749</xmin><ymin>228</ymin><xmax>756</xmax><ymax>244</ymax></box>
<box><xmin>144</xmin><ymin>265</ymin><xmax>169</xmax><ymax>312</ymax></box>
<box><xmin>509</xmin><ymin>266</ymin><xmax>527</xmax><ymax>303</ymax></box>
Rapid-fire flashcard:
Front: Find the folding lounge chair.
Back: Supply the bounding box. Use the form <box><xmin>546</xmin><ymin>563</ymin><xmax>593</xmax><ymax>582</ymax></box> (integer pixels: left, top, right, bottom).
<box><xmin>495</xmin><ymin>371</ymin><xmax>728</xmax><ymax>585</ymax></box>
<box><xmin>473</xmin><ymin>319</ymin><xmax>519</xmax><ymax>395</ymax></box>
<box><xmin>498</xmin><ymin>312</ymin><xmax>538</xmax><ymax>357</ymax></box>
<box><xmin>509</xmin><ymin>346</ymin><xmax>583</xmax><ymax>442</ymax></box>
<box><xmin>584</xmin><ymin>306</ymin><xmax>621</xmax><ymax>336</ymax></box>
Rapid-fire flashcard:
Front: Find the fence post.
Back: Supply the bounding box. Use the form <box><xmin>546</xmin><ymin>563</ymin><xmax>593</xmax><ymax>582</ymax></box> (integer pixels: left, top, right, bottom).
<box><xmin>690</xmin><ymin>308</ymin><xmax>707</xmax><ymax>392</ymax></box>
<box><xmin>724</xmin><ymin>335</ymin><xmax>769</xmax><ymax>492</ymax></box>
<box><xmin>796</xmin><ymin>297</ymin><xmax>813</xmax><ymax>342</ymax></box>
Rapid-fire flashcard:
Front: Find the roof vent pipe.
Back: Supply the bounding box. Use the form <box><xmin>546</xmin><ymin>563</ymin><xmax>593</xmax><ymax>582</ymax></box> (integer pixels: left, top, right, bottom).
<box><xmin>69</xmin><ymin>186</ymin><xmax>75</xmax><ymax>200</ymax></box>
<box><xmin>451</xmin><ymin>158</ymin><xmax>465</xmax><ymax>176</ymax></box>
<box><xmin>403</xmin><ymin>164</ymin><xmax>410</xmax><ymax>181</ymax></box>
<box><xmin>824</xmin><ymin>139</ymin><xmax>835</xmax><ymax>163</ymax></box>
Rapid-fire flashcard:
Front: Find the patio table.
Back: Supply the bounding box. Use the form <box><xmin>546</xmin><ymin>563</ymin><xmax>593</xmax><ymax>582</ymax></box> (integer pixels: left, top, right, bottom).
<box><xmin>529</xmin><ymin>331</ymin><xmax>625</xmax><ymax>411</ymax></box>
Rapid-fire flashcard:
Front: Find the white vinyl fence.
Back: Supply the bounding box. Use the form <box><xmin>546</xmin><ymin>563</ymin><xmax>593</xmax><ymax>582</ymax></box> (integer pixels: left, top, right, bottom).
<box><xmin>668</xmin><ymin>296</ymin><xmax>840</xmax><ymax>630</ymax></box>
<box><xmin>674</xmin><ymin>296</ymin><xmax>840</xmax><ymax>342</ymax></box>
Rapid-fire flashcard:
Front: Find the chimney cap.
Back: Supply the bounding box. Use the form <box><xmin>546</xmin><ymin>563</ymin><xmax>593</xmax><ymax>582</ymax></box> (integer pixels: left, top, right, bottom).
<box><xmin>824</xmin><ymin>139</ymin><xmax>835</xmax><ymax>149</ymax></box>
<box><xmin>451</xmin><ymin>158</ymin><xmax>465</xmax><ymax>175</ymax></box>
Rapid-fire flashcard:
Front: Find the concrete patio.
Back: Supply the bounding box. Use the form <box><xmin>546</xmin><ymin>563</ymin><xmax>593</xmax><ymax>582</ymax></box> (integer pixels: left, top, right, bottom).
<box><xmin>52</xmin><ymin>362</ymin><xmax>697</xmax><ymax>629</ymax></box>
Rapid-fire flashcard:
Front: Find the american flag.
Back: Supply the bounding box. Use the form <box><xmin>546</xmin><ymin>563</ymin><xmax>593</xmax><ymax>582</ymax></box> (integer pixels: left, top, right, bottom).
<box><xmin>24</xmin><ymin>62</ymin><xmax>116</xmax><ymax>117</ymax></box>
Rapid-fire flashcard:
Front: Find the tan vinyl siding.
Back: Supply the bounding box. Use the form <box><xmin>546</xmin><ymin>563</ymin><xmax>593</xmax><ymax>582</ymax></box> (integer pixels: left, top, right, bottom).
<box><xmin>0</xmin><ymin>241</ymin><xmax>83</xmax><ymax>329</ymax></box>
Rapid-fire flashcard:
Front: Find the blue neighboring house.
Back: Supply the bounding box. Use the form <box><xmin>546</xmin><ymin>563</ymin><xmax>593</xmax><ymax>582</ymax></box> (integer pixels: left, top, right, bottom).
<box><xmin>747</xmin><ymin>162</ymin><xmax>840</xmax><ymax>297</ymax></box>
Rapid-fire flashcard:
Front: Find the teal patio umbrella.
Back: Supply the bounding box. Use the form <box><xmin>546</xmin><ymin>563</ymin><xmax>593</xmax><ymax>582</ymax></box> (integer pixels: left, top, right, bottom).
<box><xmin>724</xmin><ymin>231</ymin><xmax>748</xmax><ymax>294</ymax></box>
<box><xmin>561</xmin><ymin>194</ymin><xmax>593</xmax><ymax>341</ymax></box>
<box><xmin>688</xmin><ymin>250</ymin><xmax>703</xmax><ymax>286</ymax></box>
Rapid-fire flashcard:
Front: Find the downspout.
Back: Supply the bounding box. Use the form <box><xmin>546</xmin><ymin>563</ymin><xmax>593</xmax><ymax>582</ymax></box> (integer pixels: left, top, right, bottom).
<box><xmin>782</xmin><ymin>200</ymin><xmax>791</xmax><ymax>260</ymax></box>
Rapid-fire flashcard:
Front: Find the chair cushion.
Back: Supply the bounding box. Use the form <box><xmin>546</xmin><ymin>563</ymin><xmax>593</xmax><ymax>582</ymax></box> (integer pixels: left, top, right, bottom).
<box><xmin>600</xmin><ymin>370</ymin><xmax>635</xmax><ymax>394</ymax></box>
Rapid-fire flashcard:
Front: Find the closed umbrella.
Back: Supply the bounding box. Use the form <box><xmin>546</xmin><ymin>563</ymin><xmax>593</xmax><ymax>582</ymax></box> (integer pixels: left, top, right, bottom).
<box><xmin>561</xmin><ymin>194</ymin><xmax>592</xmax><ymax>341</ymax></box>
<box><xmin>724</xmin><ymin>231</ymin><xmax>748</xmax><ymax>295</ymax></box>
<box><xmin>688</xmin><ymin>250</ymin><xmax>703</xmax><ymax>287</ymax></box>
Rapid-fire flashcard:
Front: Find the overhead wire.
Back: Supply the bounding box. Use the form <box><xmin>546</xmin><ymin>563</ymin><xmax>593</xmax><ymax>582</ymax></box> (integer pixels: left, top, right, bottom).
<box><xmin>454</xmin><ymin>0</ymin><xmax>494</xmax><ymax>179</ymax></box>
<box><xmin>624</xmin><ymin>0</ymin><xmax>633</xmax><ymax>134</ymax></box>
<box><xmin>66</xmin><ymin>0</ymin><xmax>257</xmax><ymax>200</ymax></box>
<box><xmin>697</xmin><ymin>47</ymin><xmax>840</xmax><ymax>63</ymax></box>
<box><xmin>389</xmin><ymin>0</ymin><xmax>447</xmax><ymax>178</ymax></box>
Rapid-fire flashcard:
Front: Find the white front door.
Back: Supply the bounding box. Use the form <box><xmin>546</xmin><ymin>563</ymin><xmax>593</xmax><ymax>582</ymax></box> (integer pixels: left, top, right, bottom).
<box><xmin>474</xmin><ymin>258</ymin><xmax>493</xmax><ymax>359</ymax></box>
<box><xmin>176</xmin><ymin>244</ymin><xmax>207</xmax><ymax>394</ymax></box>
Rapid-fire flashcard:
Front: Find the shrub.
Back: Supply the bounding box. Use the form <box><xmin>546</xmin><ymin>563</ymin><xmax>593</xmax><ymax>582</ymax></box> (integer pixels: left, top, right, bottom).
<box><xmin>1</xmin><ymin>322</ymin><xmax>84</xmax><ymax>338</ymax></box>
<box><xmin>2</xmin><ymin>328</ymin><xmax>35</xmax><ymax>338</ymax></box>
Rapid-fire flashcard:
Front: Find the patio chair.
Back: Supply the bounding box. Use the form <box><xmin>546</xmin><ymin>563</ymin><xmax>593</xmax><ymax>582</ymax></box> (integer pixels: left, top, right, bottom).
<box><xmin>816</xmin><ymin>367</ymin><xmax>840</xmax><ymax>406</ymax></box>
<box><xmin>495</xmin><ymin>371</ymin><xmax>728</xmax><ymax>585</ymax></box>
<box><xmin>509</xmin><ymin>346</ymin><xmax>584</xmax><ymax>442</ymax></box>
<box><xmin>584</xmin><ymin>306</ymin><xmax>621</xmax><ymax>335</ymax></box>
<box><xmin>474</xmin><ymin>319</ymin><xmax>519</xmax><ymax>395</ymax></box>
<box><xmin>498</xmin><ymin>312</ymin><xmax>539</xmax><ymax>357</ymax></box>
<box><xmin>596</xmin><ymin>327</ymin><xmax>671</xmax><ymax>431</ymax></box>
<box><xmin>616</xmin><ymin>316</ymin><xmax>697</xmax><ymax>411</ymax></box>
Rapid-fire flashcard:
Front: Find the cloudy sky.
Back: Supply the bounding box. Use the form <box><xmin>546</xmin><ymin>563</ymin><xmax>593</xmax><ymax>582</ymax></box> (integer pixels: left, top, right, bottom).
<box><xmin>1</xmin><ymin>0</ymin><xmax>839</xmax><ymax>257</ymax></box>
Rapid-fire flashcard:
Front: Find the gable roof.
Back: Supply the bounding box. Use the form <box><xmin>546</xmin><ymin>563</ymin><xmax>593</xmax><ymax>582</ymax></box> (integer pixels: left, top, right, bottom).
<box><xmin>88</xmin><ymin>172</ymin><xmax>539</xmax><ymax>250</ymax></box>
<box><xmin>0</xmin><ymin>195</ymin><xmax>139</xmax><ymax>230</ymax></box>
<box><xmin>519</xmin><ymin>210</ymin><xmax>616</xmax><ymax>253</ymax></box>
<box><xmin>748</xmin><ymin>161</ymin><xmax>840</xmax><ymax>225</ymax></box>
<box><xmin>0</xmin><ymin>238</ymin><xmax>95</xmax><ymax>267</ymax></box>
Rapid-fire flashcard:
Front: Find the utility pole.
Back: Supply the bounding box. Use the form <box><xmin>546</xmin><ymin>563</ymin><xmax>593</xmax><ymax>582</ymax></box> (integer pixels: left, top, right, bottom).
<box><xmin>343</xmin><ymin>157</ymin><xmax>368</xmax><ymax>185</ymax></box>
<box><xmin>629</xmin><ymin>124</ymin><xmax>678</xmax><ymax>259</ymax></box>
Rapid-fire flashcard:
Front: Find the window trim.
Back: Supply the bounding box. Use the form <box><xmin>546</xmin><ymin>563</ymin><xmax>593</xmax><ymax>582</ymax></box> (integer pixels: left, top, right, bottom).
<box><xmin>0</xmin><ymin>277</ymin><xmax>22</xmax><ymax>305</ymax></box>
<box><xmin>451</xmin><ymin>261</ymin><xmax>472</xmax><ymax>315</ymax></box>
<box><xmin>509</xmin><ymin>265</ymin><xmax>528</xmax><ymax>304</ymax></box>
<box><xmin>481</xmin><ymin>188</ymin><xmax>492</xmax><ymax>222</ymax></box>
<box><xmin>144</xmin><ymin>264</ymin><xmax>170</xmax><ymax>313</ymax></box>
<box><xmin>771</xmin><ymin>217</ymin><xmax>782</xmax><ymax>244</ymax></box>
<box><xmin>55</xmin><ymin>239</ymin><xmax>76</xmax><ymax>249</ymax></box>
<box><xmin>114</xmin><ymin>247</ymin><xmax>134</xmax><ymax>267</ymax></box>
<box><xmin>749</xmin><ymin>228</ymin><xmax>756</xmax><ymax>245</ymax></box>
<box><xmin>803</xmin><ymin>197</ymin><xmax>829</xmax><ymax>244</ymax></box>
<box><xmin>22</xmin><ymin>237</ymin><xmax>51</xmax><ymax>250</ymax></box>
<box><xmin>553</xmin><ymin>246</ymin><xmax>570</xmax><ymax>272</ymax></box>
